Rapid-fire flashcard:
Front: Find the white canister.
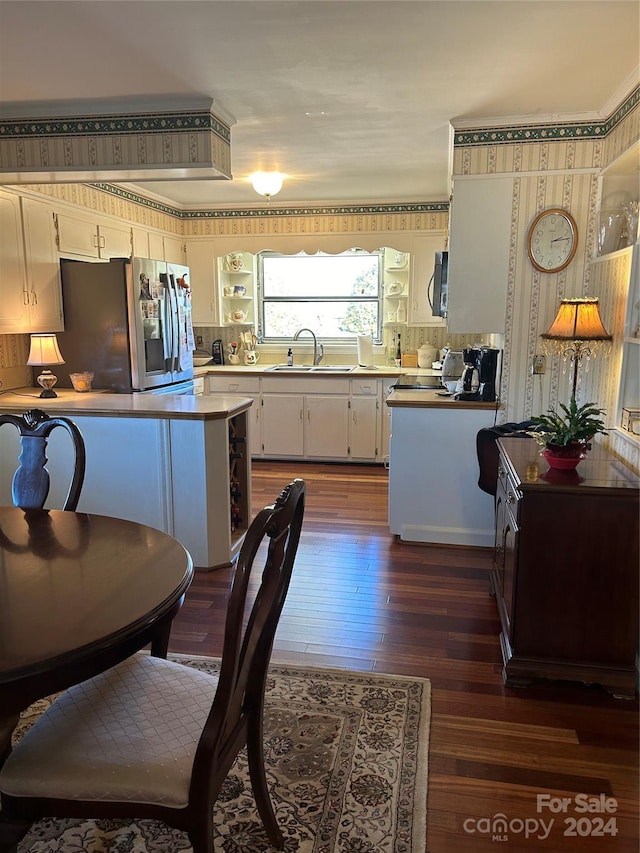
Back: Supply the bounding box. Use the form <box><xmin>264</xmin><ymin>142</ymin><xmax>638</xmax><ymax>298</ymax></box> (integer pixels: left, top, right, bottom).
<box><xmin>417</xmin><ymin>343</ymin><xmax>438</xmax><ymax>369</ymax></box>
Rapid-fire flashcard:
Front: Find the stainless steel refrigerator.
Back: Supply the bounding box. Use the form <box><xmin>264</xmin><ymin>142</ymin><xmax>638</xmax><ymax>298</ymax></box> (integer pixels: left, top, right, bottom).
<box><xmin>57</xmin><ymin>257</ymin><xmax>194</xmax><ymax>393</ymax></box>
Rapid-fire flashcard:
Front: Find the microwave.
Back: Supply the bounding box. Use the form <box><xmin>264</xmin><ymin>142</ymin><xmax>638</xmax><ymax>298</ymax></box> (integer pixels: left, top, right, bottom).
<box><xmin>429</xmin><ymin>251</ymin><xmax>448</xmax><ymax>318</ymax></box>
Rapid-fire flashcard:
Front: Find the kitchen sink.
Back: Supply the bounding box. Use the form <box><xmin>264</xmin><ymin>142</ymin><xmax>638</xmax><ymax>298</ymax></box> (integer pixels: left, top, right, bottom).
<box><xmin>266</xmin><ymin>364</ymin><xmax>355</xmax><ymax>373</ymax></box>
<box><xmin>266</xmin><ymin>365</ymin><xmax>315</xmax><ymax>371</ymax></box>
<box><xmin>310</xmin><ymin>365</ymin><xmax>354</xmax><ymax>372</ymax></box>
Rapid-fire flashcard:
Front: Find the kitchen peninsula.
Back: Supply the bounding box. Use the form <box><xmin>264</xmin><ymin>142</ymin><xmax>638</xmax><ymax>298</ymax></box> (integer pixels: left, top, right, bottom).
<box><xmin>0</xmin><ymin>390</ymin><xmax>253</xmax><ymax>570</ymax></box>
<box><xmin>386</xmin><ymin>388</ymin><xmax>499</xmax><ymax>547</ymax></box>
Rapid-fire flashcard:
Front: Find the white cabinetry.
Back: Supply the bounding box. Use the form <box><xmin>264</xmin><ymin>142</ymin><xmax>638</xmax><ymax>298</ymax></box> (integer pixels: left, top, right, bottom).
<box><xmin>163</xmin><ymin>236</ymin><xmax>186</xmax><ymax>265</ymax></box>
<box><xmin>349</xmin><ymin>378</ymin><xmax>380</xmax><ymax>460</ymax></box>
<box><xmin>132</xmin><ymin>227</ymin><xmax>150</xmax><ymax>259</ymax></box>
<box><xmin>20</xmin><ymin>197</ymin><xmax>64</xmax><ymax>332</ymax></box>
<box><xmin>205</xmin><ymin>372</ymin><xmax>387</xmax><ymax>462</ymax></box>
<box><xmin>186</xmin><ymin>239</ymin><xmax>218</xmax><ymax>325</ymax></box>
<box><xmin>262</xmin><ymin>391</ymin><xmax>349</xmax><ymax>459</ymax></box>
<box><xmin>0</xmin><ymin>189</ymin><xmax>28</xmax><ymax>332</ymax></box>
<box><xmin>55</xmin><ymin>211</ymin><xmax>132</xmax><ymax>260</ymax></box>
<box><xmin>382</xmin><ymin>248</ymin><xmax>410</xmax><ymax>328</ymax></box>
<box><xmin>260</xmin><ymin>374</ymin><xmax>381</xmax><ymax>461</ymax></box>
<box><xmin>0</xmin><ymin>190</ymin><xmax>63</xmax><ymax>333</ymax></box>
<box><xmin>261</xmin><ymin>392</ymin><xmax>305</xmax><ymax>457</ymax></box>
<box><xmin>447</xmin><ymin>177</ymin><xmax>513</xmax><ymax>333</ymax></box>
<box><xmin>218</xmin><ymin>252</ymin><xmax>255</xmax><ymax>327</ymax></box>
<box><xmin>388</xmin><ymin>402</ymin><xmax>496</xmax><ymax>546</ymax></box>
<box><xmin>380</xmin><ymin>378</ymin><xmax>396</xmax><ymax>464</ymax></box>
<box><xmin>148</xmin><ymin>233</ymin><xmax>186</xmax><ymax>265</ymax></box>
<box><xmin>207</xmin><ymin>375</ymin><xmax>261</xmax><ymax>456</ymax></box>
<box><xmin>306</xmin><ymin>395</ymin><xmax>350</xmax><ymax>459</ymax></box>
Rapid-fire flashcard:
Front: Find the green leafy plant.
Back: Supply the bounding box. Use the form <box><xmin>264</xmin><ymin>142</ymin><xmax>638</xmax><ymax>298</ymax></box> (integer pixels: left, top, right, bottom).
<box><xmin>528</xmin><ymin>398</ymin><xmax>607</xmax><ymax>449</ymax></box>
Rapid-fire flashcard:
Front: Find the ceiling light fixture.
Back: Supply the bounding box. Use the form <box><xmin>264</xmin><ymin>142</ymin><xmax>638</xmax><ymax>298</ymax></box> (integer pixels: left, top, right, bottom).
<box><xmin>250</xmin><ymin>171</ymin><xmax>284</xmax><ymax>203</ymax></box>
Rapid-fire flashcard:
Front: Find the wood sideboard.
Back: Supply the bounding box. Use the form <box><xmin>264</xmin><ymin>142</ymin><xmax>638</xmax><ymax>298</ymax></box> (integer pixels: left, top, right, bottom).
<box><xmin>491</xmin><ymin>436</ymin><xmax>639</xmax><ymax>698</ymax></box>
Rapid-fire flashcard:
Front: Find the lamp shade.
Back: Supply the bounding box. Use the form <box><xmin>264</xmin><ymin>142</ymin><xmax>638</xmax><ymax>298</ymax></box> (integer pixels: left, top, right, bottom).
<box><xmin>541</xmin><ymin>297</ymin><xmax>612</xmax><ymax>343</ymax></box>
<box><xmin>27</xmin><ymin>334</ymin><xmax>65</xmax><ymax>366</ymax></box>
<box><xmin>250</xmin><ymin>171</ymin><xmax>284</xmax><ymax>199</ymax></box>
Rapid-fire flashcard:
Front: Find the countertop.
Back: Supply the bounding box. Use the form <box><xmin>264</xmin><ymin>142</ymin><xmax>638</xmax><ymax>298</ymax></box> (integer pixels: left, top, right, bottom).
<box><xmin>195</xmin><ymin>363</ymin><xmax>498</xmax><ymax>411</ymax></box>
<box><xmin>0</xmin><ymin>389</ymin><xmax>253</xmax><ymax>421</ymax></box>
<box><xmin>386</xmin><ymin>389</ymin><xmax>500</xmax><ymax>410</ymax></box>
<box><xmin>194</xmin><ymin>363</ymin><xmax>418</xmax><ymax>378</ymax></box>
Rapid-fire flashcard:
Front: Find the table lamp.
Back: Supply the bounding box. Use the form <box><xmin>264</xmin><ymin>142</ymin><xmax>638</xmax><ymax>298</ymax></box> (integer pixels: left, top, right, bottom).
<box><xmin>540</xmin><ymin>297</ymin><xmax>612</xmax><ymax>399</ymax></box>
<box><xmin>27</xmin><ymin>333</ymin><xmax>65</xmax><ymax>397</ymax></box>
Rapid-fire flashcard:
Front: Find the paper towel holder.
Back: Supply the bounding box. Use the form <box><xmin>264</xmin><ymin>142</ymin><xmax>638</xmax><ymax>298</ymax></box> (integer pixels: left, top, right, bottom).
<box><xmin>357</xmin><ymin>334</ymin><xmax>374</xmax><ymax>368</ymax></box>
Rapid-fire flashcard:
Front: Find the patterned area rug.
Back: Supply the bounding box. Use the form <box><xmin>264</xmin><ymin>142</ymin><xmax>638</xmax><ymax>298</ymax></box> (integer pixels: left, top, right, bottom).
<box><xmin>13</xmin><ymin>656</ymin><xmax>430</xmax><ymax>852</ymax></box>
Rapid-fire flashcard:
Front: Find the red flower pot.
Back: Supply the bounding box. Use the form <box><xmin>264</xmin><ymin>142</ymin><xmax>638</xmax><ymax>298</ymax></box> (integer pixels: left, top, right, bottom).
<box><xmin>543</xmin><ymin>442</ymin><xmax>587</xmax><ymax>470</ymax></box>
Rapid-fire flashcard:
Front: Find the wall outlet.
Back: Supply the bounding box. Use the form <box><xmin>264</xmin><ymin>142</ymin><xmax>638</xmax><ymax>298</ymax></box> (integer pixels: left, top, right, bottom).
<box><xmin>531</xmin><ymin>354</ymin><xmax>546</xmax><ymax>375</ymax></box>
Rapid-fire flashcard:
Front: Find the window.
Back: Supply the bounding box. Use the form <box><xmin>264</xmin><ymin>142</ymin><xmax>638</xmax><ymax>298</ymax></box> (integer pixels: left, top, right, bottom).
<box><xmin>258</xmin><ymin>250</ymin><xmax>382</xmax><ymax>341</ymax></box>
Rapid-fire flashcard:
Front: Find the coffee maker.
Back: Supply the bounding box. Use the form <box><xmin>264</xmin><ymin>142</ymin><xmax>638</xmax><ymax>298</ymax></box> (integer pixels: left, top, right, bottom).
<box><xmin>455</xmin><ymin>347</ymin><xmax>500</xmax><ymax>402</ymax></box>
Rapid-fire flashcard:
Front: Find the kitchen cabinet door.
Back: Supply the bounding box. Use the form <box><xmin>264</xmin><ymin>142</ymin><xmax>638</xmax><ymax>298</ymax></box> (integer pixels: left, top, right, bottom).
<box><xmin>261</xmin><ymin>394</ymin><xmax>304</xmax><ymax>457</ymax></box>
<box><xmin>446</xmin><ymin>177</ymin><xmax>512</xmax><ymax>333</ymax></box>
<box><xmin>186</xmin><ymin>240</ymin><xmax>218</xmax><ymax>325</ymax></box>
<box><xmin>132</xmin><ymin>227</ymin><xmax>150</xmax><ymax>259</ymax></box>
<box><xmin>21</xmin><ymin>197</ymin><xmax>63</xmax><ymax>332</ymax></box>
<box><xmin>0</xmin><ymin>189</ymin><xmax>29</xmax><ymax>332</ymax></box>
<box><xmin>349</xmin><ymin>395</ymin><xmax>378</xmax><ymax>460</ymax></box>
<box><xmin>56</xmin><ymin>212</ymin><xmax>131</xmax><ymax>260</ymax></box>
<box><xmin>99</xmin><ymin>221</ymin><xmax>132</xmax><ymax>259</ymax></box>
<box><xmin>56</xmin><ymin>211</ymin><xmax>100</xmax><ymax>258</ymax></box>
<box><xmin>306</xmin><ymin>395</ymin><xmax>350</xmax><ymax>459</ymax></box>
<box><xmin>164</xmin><ymin>236</ymin><xmax>186</xmax><ymax>265</ymax></box>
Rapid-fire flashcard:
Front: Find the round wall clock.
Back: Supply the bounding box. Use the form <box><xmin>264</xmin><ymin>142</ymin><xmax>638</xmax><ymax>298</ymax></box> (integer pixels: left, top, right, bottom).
<box><xmin>527</xmin><ymin>208</ymin><xmax>578</xmax><ymax>273</ymax></box>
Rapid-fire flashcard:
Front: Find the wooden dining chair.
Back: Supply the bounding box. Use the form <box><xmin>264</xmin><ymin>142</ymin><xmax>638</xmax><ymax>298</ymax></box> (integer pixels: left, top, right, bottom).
<box><xmin>0</xmin><ymin>409</ymin><xmax>86</xmax><ymax>782</ymax></box>
<box><xmin>0</xmin><ymin>409</ymin><xmax>86</xmax><ymax>511</ymax></box>
<box><xmin>0</xmin><ymin>479</ymin><xmax>306</xmax><ymax>853</ymax></box>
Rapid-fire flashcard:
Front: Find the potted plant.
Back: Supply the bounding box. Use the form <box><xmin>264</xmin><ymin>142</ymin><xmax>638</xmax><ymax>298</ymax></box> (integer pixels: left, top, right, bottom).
<box><xmin>528</xmin><ymin>398</ymin><xmax>607</xmax><ymax>470</ymax></box>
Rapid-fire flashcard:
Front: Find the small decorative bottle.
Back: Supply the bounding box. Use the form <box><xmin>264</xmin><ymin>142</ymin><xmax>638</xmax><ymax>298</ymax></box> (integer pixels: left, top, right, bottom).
<box><xmin>287</xmin><ymin>348</ymin><xmax>293</xmax><ymax>366</ymax></box>
<box><xmin>396</xmin><ymin>301</ymin><xmax>407</xmax><ymax>323</ymax></box>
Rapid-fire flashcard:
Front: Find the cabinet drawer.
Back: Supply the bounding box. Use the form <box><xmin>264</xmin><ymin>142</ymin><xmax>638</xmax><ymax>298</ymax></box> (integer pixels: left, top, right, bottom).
<box><xmin>208</xmin><ymin>376</ymin><xmax>260</xmax><ymax>394</ymax></box>
<box><xmin>350</xmin><ymin>378</ymin><xmax>379</xmax><ymax>396</ymax></box>
<box><xmin>261</xmin><ymin>376</ymin><xmax>348</xmax><ymax>394</ymax></box>
<box><xmin>497</xmin><ymin>456</ymin><xmax>521</xmax><ymax>520</ymax></box>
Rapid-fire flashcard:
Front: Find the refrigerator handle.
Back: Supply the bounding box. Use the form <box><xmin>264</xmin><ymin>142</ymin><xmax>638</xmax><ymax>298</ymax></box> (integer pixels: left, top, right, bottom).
<box><xmin>168</xmin><ymin>274</ymin><xmax>181</xmax><ymax>370</ymax></box>
<box><xmin>159</xmin><ymin>272</ymin><xmax>176</xmax><ymax>371</ymax></box>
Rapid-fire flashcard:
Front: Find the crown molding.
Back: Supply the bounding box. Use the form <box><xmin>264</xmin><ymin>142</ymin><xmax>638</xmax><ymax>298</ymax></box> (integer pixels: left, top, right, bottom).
<box><xmin>453</xmin><ymin>82</ymin><xmax>639</xmax><ymax>147</ymax></box>
<box><xmin>92</xmin><ymin>183</ymin><xmax>450</xmax><ymax>219</ymax></box>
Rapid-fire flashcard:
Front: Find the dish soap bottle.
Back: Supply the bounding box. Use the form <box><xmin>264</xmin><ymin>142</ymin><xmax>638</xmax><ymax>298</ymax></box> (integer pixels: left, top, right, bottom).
<box><xmin>287</xmin><ymin>348</ymin><xmax>293</xmax><ymax>366</ymax></box>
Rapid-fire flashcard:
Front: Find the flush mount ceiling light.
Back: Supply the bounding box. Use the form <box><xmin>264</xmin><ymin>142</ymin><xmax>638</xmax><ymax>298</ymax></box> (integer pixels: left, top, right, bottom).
<box><xmin>250</xmin><ymin>171</ymin><xmax>284</xmax><ymax>203</ymax></box>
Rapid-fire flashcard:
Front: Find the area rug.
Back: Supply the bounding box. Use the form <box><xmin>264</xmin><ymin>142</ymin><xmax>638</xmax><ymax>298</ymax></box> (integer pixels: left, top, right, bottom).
<box><xmin>12</xmin><ymin>656</ymin><xmax>430</xmax><ymax>853</ymax></box>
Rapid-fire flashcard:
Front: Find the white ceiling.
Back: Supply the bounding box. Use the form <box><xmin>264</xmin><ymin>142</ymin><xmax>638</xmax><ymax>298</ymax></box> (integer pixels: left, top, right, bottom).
<box><xmin>0</xmin><ymin>0</ymin><xmax>638</xmax><ymax>209</ymax></box>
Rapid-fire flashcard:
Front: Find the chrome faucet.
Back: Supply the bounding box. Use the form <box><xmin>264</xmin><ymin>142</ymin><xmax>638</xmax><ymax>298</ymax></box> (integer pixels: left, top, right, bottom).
<box><xmin>293</xmin><ymin>328</ymin><xmax>324</xmax><ymax>365</ymax></box>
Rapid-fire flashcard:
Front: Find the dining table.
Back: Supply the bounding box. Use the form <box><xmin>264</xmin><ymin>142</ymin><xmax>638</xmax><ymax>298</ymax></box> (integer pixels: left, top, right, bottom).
<box><xmin>0</xmin><ymin>505</ymin><xmax>194</xmax><ymax>719</ymax></box>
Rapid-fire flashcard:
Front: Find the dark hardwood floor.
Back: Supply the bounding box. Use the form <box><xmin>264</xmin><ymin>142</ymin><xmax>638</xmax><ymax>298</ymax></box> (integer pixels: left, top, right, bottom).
<box><xmin>170</xmin><ymin>461</ymin><xmax>639</xmax><ymax>853</ymax></box>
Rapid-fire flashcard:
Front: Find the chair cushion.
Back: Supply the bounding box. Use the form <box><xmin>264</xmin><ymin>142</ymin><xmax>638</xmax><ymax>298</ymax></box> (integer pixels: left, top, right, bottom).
<box><xmin>0</xmin><ymin>654</ymin><xmax>219</xmax><ymax>807</ymax></box>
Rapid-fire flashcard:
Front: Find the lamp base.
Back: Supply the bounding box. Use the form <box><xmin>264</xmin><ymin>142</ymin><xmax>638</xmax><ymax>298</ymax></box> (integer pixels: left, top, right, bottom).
<box><xmin>36</xmin><ymin>369</ymin><xmax>59</xmax><ymax>398</ymax></box>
